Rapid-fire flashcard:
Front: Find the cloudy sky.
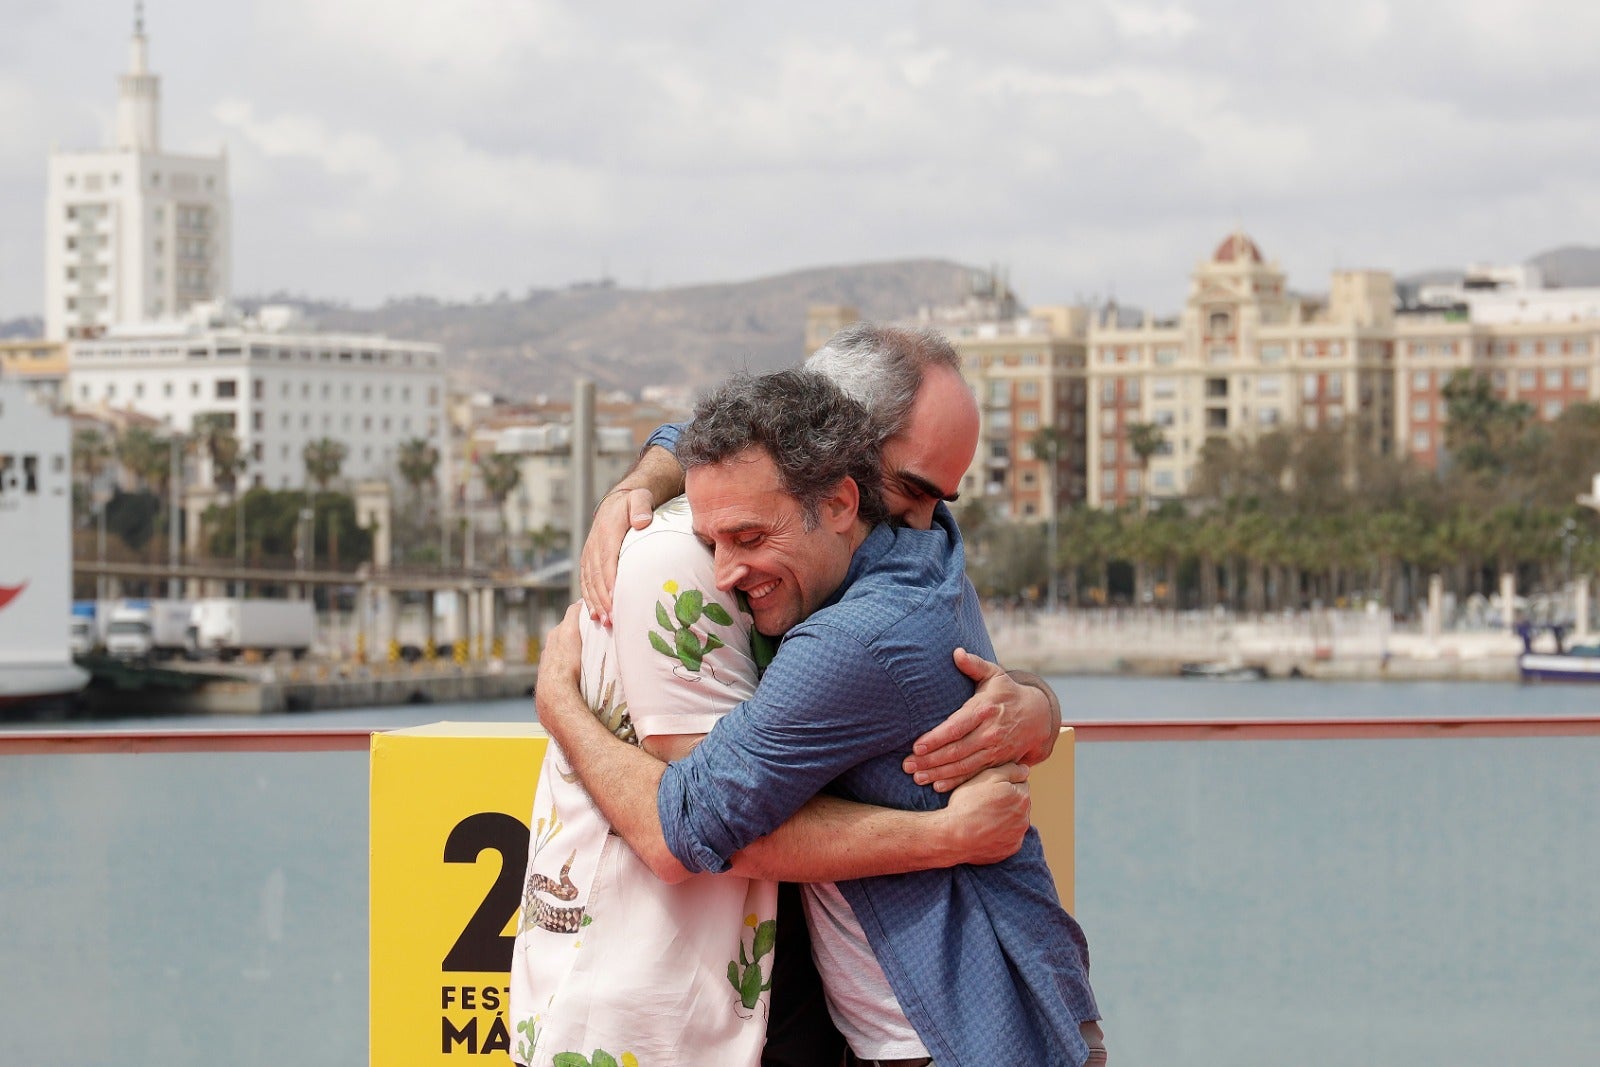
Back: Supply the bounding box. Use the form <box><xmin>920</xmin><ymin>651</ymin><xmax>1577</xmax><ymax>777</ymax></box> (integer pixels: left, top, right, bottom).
<box><xmin>5</xmin><ymin>0</ymin><xmax>1600</xmax><ymax>320</ymax></box>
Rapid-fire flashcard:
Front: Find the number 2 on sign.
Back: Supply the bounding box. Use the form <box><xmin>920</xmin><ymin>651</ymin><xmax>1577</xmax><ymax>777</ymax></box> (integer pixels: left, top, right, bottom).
<box><xmin>441</xmin><ymin>812</ymin><xmax>530</xmax><ymax>972</ymax></box>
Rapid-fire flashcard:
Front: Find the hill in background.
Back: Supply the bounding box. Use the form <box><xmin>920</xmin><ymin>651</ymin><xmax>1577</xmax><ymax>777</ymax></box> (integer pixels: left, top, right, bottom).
<box><xmin>242</xmin><ymin>259</ymin><xmax>977</xmax><ymax>400</ymax></box>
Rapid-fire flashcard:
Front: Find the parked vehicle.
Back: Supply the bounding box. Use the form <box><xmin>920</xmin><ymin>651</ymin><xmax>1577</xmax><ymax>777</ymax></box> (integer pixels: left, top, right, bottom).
<box><xmin>69</xmin><ymin>600</ymin><xmax>116</xmax><ymax>657</ymax></box>
<box><xmin>191</xmin><ymin>598</ymin><xmax>315</xmax><ymax>661</ymax></box>
<box><xmin>104</xmin><ymin>599</ymin><xmax>198</xmax><ymax>662</ymax></box>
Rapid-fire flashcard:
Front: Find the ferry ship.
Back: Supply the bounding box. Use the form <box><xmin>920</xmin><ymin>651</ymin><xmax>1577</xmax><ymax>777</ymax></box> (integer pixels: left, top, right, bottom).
<box><xmin>0</xmin><ymin>379</ymin><xmax>88</xmax><ymax>709</ymax></box>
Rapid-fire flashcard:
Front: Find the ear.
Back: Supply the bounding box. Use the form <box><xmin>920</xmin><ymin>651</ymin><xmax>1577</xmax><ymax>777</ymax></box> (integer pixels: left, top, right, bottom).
<box><xmin>820</xmin><ymin>476</ymin><xmax>859</xmax><ymax>532</ymax></box>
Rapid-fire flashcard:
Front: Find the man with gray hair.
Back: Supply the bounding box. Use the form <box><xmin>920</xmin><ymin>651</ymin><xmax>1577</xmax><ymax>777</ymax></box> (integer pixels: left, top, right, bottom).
<box><xmin>583</xmin><ymin>322</ymin><xmax>1061</xmax><ymax>785</ymax></box>
<box><xmin>539</xmin><ymin>367</ymin><xmax>1100</xmax><ymax>1065</ymax></box>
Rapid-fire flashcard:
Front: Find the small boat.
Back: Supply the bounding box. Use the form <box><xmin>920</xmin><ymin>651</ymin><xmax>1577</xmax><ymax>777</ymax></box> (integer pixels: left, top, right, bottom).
<box><xmin>1516</xmin><ymin>623</ymin><xmax>1600</xmax><ymax>683</ymax></box>
<box><xmin>1179</xmin><ymin>661</ymin><xmax>1268</xmax><ymax>681</ymax></box>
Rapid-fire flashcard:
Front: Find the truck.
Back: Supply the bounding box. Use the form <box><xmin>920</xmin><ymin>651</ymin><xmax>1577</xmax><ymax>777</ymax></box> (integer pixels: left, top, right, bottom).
<box><xmin>69</xmin><ymin>600</ymin><xmax>115</xmax><ymax>657</ymax></box>
<box><xmin>191</xmin><ymin>598</ymin><xmax>316</xmax><ymax>661</ymax></box>
<box><xmin>104</xmin><ymin>599</ymin><xmax>198</xmax><ymax>662</ymax></box>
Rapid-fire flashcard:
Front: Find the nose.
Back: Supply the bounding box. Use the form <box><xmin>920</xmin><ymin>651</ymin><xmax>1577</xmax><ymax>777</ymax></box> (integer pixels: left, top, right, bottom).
<box><xmin>714</xmin><ymin>556</ymin><xmax>747</xmax><ymax>592</ymax></box>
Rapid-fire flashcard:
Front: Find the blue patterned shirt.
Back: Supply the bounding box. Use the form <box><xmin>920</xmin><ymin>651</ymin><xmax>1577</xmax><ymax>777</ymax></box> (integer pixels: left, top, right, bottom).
<box><xmin>656</xmin><ymin>506</ymin><xmax>1100</xmax><ymax>1066</ymax></box>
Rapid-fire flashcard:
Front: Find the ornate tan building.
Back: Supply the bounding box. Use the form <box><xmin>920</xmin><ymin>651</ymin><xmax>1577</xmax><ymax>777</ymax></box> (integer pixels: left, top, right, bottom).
<box><xmin>1086</xmin><ymin>232</ymin><xmax>1396</xmax><ymax>507</ymax></box>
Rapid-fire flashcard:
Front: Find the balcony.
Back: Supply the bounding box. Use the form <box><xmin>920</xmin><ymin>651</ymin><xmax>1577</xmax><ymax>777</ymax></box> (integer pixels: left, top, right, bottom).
<box><xmin>3</xmin><ymin>705</ymin><xmax>1596</xmax><ymax>1065</ymax></box>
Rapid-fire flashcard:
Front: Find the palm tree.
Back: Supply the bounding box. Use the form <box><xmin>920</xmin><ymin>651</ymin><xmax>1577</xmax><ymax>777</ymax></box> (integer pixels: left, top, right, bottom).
<box><xmin>476</xmin><ymin>453</ymin><xmax>523</xmax><ymax>566</ymax></box>
<box><xmin>397</xmin><ymin>436</ymin><xmax>440</xmax><ymax>507</ymax></box>
<box><xmin>1126</xmin><ymin>421</ymin><xmax>1167</xmax><ymax>514</ymax></box>
<box><xmin>303</xmin><ymin>438</ymin><xmax>347</xmax><ymax>492</ymax></box>
<box><xmin>302</xmin><ymin>438</ymin><xmax>348</xmax><ymax>567</ymax></box>
<box><xmin>192</xmin><ymin>414</ymin><xmax>246</xmax><ymax>564</ymax></box>
<box><xmin>72</xmin><ymin>428</ymin><xmax>113</xmax><ymax>522</ymax></box>
<box><xmin>118</xmin><ymin>425</ymin><xmax>172</xmax><ymax>498</ymax></box>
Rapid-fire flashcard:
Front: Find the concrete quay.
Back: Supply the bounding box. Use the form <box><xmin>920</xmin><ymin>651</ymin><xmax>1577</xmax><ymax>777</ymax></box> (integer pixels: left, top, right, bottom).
<box><xmin>77</xmin><ymin>660</ymin><xmax>538</xmax><ymax>716</ymax></box>
<box><xmin>987</xmin><ymin>609</ymin><xmax>1524</xmax><ymax>682</ymax></box>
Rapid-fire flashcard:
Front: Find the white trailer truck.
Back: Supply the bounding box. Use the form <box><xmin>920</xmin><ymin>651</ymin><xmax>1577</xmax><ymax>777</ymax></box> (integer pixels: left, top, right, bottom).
<box><xmin>104</xmin><ymin>599</ymin><xmax>197</xmax><ymax>662</ymax></box>
<box><xmin>191</xmin><ymin>598</ymin><xmax>315</xmax><ymax>661</ymax></box>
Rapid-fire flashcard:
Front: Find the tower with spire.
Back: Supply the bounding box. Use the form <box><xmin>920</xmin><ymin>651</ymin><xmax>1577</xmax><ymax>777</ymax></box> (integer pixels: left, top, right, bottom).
<box><xmin>45</xmin><ymin>4</ymin><xmax>231</xmax><ymax>340</ymax></box>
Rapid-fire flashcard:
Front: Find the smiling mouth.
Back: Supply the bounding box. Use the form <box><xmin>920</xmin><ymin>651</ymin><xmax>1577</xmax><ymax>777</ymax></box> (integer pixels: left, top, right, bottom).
<box><xmin>744</xmin><ymin>579</ymin><xmax>780</xmax><ymax>602</ymax></box>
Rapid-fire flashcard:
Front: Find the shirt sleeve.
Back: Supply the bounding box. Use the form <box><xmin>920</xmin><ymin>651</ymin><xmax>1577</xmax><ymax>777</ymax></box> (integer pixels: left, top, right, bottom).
<box><xmin>610</xmin><ymin>505</ymin><xmax>758</xmax><ymax>741</ymax></box>
<box><xmin>656</xmin><ymin>623</ymin><xmax>913</xmax><ymax>874</ymax></box>
<box><xmin>643</xmin><ymin>421</ymin><xmax>687</xmax><ymax>455</ymax></box>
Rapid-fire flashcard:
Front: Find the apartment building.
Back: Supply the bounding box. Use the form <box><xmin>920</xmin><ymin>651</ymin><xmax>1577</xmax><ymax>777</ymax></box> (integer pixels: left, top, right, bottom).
<box><xmin>1394</xmin><ymin>270</ymin><xmax>1600</xmax><ymax>468</ymax></box>
<box><xmin>68</xmin><ymin>306</ymin><xmax>448</xmax><ymax>495</ymax></box>
<box><xmin>1085</xmin><ymin>232</ymin><xmax>1396</xmax><ymax>507</ymax></box>
<box><xmin>45</xmin><ymin>14</ymin><xmax>229</xmax><ymax>340</ymax></box>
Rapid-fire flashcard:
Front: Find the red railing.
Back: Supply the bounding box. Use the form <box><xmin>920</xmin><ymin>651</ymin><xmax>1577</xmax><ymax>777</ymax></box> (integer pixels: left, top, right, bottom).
<box><xmin>4</xmin><ymin>715</ymin><xmax>1598</xmax><ymax>755</ymax></box>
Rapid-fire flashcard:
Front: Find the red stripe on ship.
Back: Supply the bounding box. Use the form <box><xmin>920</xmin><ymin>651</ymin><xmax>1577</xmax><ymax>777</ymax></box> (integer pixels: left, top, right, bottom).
<box><xmin>0</xmin><ymin>583</ymin><xmax>27</xmax><ymax>611</ymax></box>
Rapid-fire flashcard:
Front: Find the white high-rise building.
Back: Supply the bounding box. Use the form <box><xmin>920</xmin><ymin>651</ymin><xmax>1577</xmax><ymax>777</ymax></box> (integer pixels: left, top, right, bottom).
<box><xmin>44</xmin><ymin>7</ymin><xmax>230</xmax><ymax>340</ymax></box>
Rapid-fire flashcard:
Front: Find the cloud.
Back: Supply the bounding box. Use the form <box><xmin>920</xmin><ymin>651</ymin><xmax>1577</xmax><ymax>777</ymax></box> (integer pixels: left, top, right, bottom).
<box><xmin>6</xmin><ymin>0</ymin><xmax>1600</xmax><ymax>321</ymax></box>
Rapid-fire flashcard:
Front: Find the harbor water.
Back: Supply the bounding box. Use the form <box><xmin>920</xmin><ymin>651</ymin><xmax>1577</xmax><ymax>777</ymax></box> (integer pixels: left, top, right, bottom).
<box><xmin>3</xmin><ymin>677</ymin><xmax>1597</xmax><ymax>1065</ymax></box>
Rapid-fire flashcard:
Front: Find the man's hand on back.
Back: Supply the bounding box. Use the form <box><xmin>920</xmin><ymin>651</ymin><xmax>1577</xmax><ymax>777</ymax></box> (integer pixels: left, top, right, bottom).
<box><xmin>903</xmin><ymin>648</ymin><xmax>1061</xmax><ymax>792</ymax></box>
<box><xmin>578</xmin><ymin>445</ymin><xmax>684</xmax><ymax>624</ymax></box>
<box><xmin>937</xmin><ymin>763</ymin><xmax>1032</xmax><ymax>866</ymax></box>
<box><xmin>580</xmin><ymin>488</ymin><xmax>656</xmax><ymax>623</ymax></box>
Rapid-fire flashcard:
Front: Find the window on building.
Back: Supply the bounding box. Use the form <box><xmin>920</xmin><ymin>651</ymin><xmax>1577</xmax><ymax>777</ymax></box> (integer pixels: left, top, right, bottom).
<box><xmin>1518</xmin><ymin>370</ymin><xmax>1536</xmax><ymax>389</ymax></box>
<box><xmin>1151</xmin><ymin>377</ymin><xmax>1176</xmax><ymax>399</ymax></box>
<box><xmin>1573</xmin><ymin>368</ymin><xmax>1589</xmax><ymax>388</ymax></box>
<box><xmin>216</xmin><ymin>379</ymin><xmax>237</xmax><ymax>399</ymax></box>
<box><xmin>1101</xmin><ymin>380</ymin><xmax>1117</xmax><ymax>404</ymax></box>
<box><xmin>1328</xmin><ymin>376</ymin><xmax>1343</xmax><ymax>399</ymax></box>
<box><xmin>1573</xmin><ymin>339</ymin><xmax>1591</xmax><ymax>356</ymax></box>
<box><xmin>1302</xmin><ymin>376</ymin><xmax>1319</xmax><ymax>401</ymax></box>
<box><xmin>1258</xmin><ymin>407</ymin><xmax>1280</xmax><ymax>426</ymax></box>
<box><xmin>1545</xmin><ymin>369</ymin><xmax>1564</xmax><ymax>389</ymax></box>
<box><xmin>1153</xmin><ymin>409</ymin><xmax>1175</xmax><ymax>427</ymax></box>
<box><xmin>1125</xmin><ymin>379</ymin><xmax>1140</xmax><ymax>403</ymax></box>
<box><xmin>1412</xmin><ymin>370</ymin><xmax>1430</xmax><ymax>390</ymax></box>
<box><xmin>1412</xmin><ymin>430</ymin><xmax>1430</xmax><ymax>451</ymax></box>
<box><xmin>190</xmin><ymin>382</ymin><xmax>200</xmax><ymax>397</ymax></box>
<box><xmin>1544</xmin><ymin>400</ymin><xmax>1564</xmax><ymax>419</ymax></box>
<box><xmin>1208</xmin><ymin>310</ymin><xmax>1231</xmax><ymax>336</ymax></box>
<box><xmin>1259</xmin><ymin>344</ymin><xmax>1285</xmax><ymax>364</ymax></box>
<box><xmin>1205</xmin><ymin>378</ymin><xmax>1228</xmax><ymax>399</ymax></box>
<box><xmin>1155</xmin><ymin>347</ymin><xmax>1179</xmax><ymax>365</ymax></box>
<box><xmin>1412</xmin><ymin>401</ymin><xmax>1430</xmax><ymax>421</ymax></box>
<box><xmin>1208</xmin><ymin>346</ymin><xmax>1233</xmax><ymax>365</ymax></box>
<box><xmin>1101</xmin><ymin>470</ymin><xmax>1117</xmax><ymax>495</ymax></box>
<box><xmin>1020</xmin><ymin>411</ymin><xmax>1038</xmax><ymax>429</ymax></box>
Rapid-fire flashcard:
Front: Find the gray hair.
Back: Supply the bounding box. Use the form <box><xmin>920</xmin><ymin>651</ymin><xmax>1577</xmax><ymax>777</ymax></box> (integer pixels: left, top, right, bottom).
<box><xmin>679</xmin><ymin>369</ymin><xmax>888</xmax><ymax>530</ymax></box>
<box><xmin>804</xmin><ymin>322</ymin><xmax>962</xmax><ymax>445</ymax></box>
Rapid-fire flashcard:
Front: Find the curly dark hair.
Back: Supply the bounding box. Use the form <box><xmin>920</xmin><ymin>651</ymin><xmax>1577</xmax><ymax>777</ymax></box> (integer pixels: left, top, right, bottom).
<box><xmin>678</xmin><ymin>369</ymin><xmax>888</xmax><ymax>530</ymax></box>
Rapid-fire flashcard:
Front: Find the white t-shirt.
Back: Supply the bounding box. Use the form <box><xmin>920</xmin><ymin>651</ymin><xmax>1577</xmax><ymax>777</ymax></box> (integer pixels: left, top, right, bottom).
<box><xmin>510</xmin><ymin>498</ymin><xmax>778</xmax><ymax>1067</ymax></box>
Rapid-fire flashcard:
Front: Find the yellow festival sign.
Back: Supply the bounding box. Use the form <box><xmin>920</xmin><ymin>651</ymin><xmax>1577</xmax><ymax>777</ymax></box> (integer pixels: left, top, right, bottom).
<box><xmin>371</xmin><ymin>722</ymin><xmax>547</xmax><ymax>1065</ymax></box>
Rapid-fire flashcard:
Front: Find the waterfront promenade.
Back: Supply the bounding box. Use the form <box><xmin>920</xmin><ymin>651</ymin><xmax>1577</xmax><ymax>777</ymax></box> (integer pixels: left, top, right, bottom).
<box><xmin>990</xmin><ymin>607</ymin><xmax>1525</xmax><ymax>681</ymax></box>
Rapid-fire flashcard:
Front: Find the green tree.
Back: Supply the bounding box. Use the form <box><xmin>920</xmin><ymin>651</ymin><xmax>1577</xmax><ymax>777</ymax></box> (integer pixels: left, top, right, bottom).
<box><xmin>1126</xmin><ymin>421</ymin><xmax>1167</xmax><ymax>513</ymax></box>
<box><xmin>1441</xmin><ymin>370</ymin><xmax>1533</xmax><ymax>476</ymax></box>
<box><xmin>303</xmin><ymin>437</ymin><xmax>347</xmax><ymax>491</ymax></box>
<box><xmin>397</xmin><ymin>436</ymin><xmax>440</xmax><ymax>504</ymax></box>
<box><xmin>476</xmin><ymin>452</ymin><xmax>523</xmax><ymax>565</ymax></box>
